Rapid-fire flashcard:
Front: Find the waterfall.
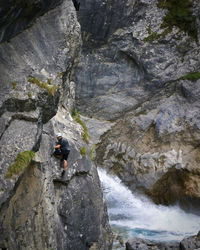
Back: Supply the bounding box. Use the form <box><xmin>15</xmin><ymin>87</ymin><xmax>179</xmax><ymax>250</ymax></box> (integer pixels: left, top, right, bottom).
<box><xmin>98</xmin><ymin>168</ymin><xmax>200</xmax><ymax>242</ymax></box>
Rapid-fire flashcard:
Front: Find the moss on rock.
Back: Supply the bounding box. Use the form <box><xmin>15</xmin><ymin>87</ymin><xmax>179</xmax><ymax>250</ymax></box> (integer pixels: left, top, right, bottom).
<box><xmin>28</xmin><ymin>77</ymin><xmax>57</xmax><ymax>95</ymax></box>
<box><xmin>72</xmin><ymin>109</ymin><xmax>90</xmax><ymax>143</ymax></box>
<box><xmin>5</xmin><ymin>151</ymin><xmax>35</xmax><ymax>178</ymax></box>
<box><xmin>80</xmin><ymin>147</ymin><xmax>87</xmax><ymax>155</ymax></box>
<box><xmin>158</xmin><ymin>0</ymin><xmax>197</xmax><ymax>40</ymax></box>
<box><xmin>180</xmin><ymin>71</ymin><xmax>200</xmax><ymax>81</ymax></box>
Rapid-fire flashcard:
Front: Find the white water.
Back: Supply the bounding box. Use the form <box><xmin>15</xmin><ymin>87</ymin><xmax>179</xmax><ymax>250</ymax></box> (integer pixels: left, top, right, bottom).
<box><xmin>98</xmin><ymin>168</ymin><xmax>200</xmax><ymax>242</ymax></box>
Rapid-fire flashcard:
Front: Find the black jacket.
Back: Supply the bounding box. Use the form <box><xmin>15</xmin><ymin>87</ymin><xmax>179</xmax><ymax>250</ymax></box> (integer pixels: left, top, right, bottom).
<box><xmin>57</xmin><ymin>137</ymin><xmax>70</xmax><ymax>153</ymax></box>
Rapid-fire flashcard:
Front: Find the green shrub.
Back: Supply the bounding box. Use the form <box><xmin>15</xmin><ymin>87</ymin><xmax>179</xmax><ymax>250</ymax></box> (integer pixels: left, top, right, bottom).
<box><xmin>80</xmin><ymin>147</ymin><xmax>87</xmax><ymax>155</ymax></box>
<box><xmin>5</xmin><ymin>151</ymin><xmax>35</xmax><ymax>178</ymax></box>
<box><xmin>157</xmin><ymin>0</ymin><xmax>197</xmax><ymax>40</ymax></box>
<box><xmin>28</xmin><ymin>77</ymin><xmax>57</xmax><ymax>95</ymax></box>
<box><xmin>180</xmin><ymin>72</ymin><xmax>200</xmax><ymax>81</ymax></box>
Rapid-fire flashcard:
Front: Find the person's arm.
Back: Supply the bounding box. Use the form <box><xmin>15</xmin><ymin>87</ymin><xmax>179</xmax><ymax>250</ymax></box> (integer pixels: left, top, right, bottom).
<box><xmin>55</xmin><ymin>144</ymin><xmax>61</xmax><ymax>149</ymax></box>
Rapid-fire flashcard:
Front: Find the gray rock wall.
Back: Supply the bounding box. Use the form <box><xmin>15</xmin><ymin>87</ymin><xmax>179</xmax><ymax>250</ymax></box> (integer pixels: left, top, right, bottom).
<box><xmin>126</xmin><ymin>231</ymin><xmax>200</xmax><ymax>250</ymax></box>
<box><xmin>0</xmin><ymin>0</ymin><xmax>112</xmax><ymax>249</ymax></box>
<box><xmin>0</xmin><ymin>110</ymin><xmax>112</xmax><ymax>249</ymax></box>
<box><xmin>0</xmin><ymin>0</ymin><xmax>79</xmax><ymax>209</ymax></box>
<box><xmin>73</xmin><ymin>0</ymin><xmax>200</xmax><ymax>212</ymax></box>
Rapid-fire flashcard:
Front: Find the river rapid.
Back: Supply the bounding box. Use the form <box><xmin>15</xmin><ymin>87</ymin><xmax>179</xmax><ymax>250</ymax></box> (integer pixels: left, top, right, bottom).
<box><xmin>98</xmin><ymin>168</ymin><xmax>200</xmax><ymax>244</ymax></box>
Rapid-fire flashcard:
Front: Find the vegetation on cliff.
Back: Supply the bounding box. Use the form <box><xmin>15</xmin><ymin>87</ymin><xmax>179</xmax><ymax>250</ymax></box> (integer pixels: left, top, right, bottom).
<box><xmin>80</xmin><ymin>146</ymin><xmax>87</xmax><ymax>155</ymax></box>
<box><xmin>158</xmin><ymin>0</ymin><xmax>197</xmax><ymax>39</ymax></box>
<box><xmin>72</xmin><ymin>109</ymin><xmax>90</xmax><ymax>143</ymax></box>
<box><xmin>144</xmin><ymin>0</ymin><xmax>197</xmax><ymax>42</ymax></box>
<box><xmin>28</xmin><ymin>77</ymin><xmax>57</xmax><ymax>95</ymax></box>
<box><xmin>5</xmin><ymin>151</ymin><xmax>35</xmax><ymax>178</ymax></box>
<box><xmin>180</xmin><ymin>71</ymin><xmax>200</xmax><ymax>81</ymax></box>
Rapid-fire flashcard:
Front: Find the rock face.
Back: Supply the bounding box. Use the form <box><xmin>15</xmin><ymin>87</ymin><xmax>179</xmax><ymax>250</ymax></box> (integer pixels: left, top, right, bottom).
<box><xmin>0</xmin><ymin>0</ymin><xmax>112</xmax><ymax>249</ymax></box>
<box><xmin>0</xmin><ymin>110</ymin><xmax>112</xmax><ymax>249</ymax></box>
<box><xmin>126</xmin><ymin>237</ymin><xmax>180</xmax><ymax>250</ymax></box>
<box><xmin>180</xmin><ymin>231</ymin><xmax>200</xmax><ymax>250</ymax></box>
<box><xmin>126</xmin><ymin>231</ymin><xmax>200</xmax><ymax>250</ymax></box>
<box><xmin>149</xmin><ymin>166</ymin><xmax>200</xmax><ymax>215</ymax></box>
<box><xmin>73</xmin><ymin>0</ymin><xmax>200</xmax><ymax>212</ymax></box>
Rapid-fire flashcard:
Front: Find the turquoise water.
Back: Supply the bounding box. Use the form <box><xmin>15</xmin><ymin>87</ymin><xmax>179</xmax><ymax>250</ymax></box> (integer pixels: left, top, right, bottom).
<box><xmin>98</xmin><ymin>168</ymin><xmax>200</xmax><ymax>243</ymax></box>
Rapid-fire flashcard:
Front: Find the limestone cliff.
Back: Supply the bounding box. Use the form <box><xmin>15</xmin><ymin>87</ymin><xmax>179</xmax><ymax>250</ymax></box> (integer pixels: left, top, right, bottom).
<box><xmin>0</xmin><ymin>0</ymin><xmax>112</xmax><ymax>249</ymax></box>
<box><xmin>73</xmin><ymin>0</ymin><xmax>200</xmax><ymax>213</ymax></box>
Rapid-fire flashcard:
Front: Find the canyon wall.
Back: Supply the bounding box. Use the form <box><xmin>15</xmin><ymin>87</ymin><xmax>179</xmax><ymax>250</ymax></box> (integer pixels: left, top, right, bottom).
<box><xmin>0</xmin><ymin>0</ymin><xmax>112</xmax><ymax>249</ymax></box>
<box><xmin>73</xmin><ymin>0</ymin><xmax>200</xmax><ymax>214</ymax></box>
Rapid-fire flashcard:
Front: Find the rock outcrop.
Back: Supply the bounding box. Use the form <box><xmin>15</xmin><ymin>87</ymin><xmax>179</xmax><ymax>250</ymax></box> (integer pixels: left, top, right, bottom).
<box><xmin>126</xmin><ymin>231</ymin><xmax>200</xmax><ymax>250</ymax></box>
<box><xmin>0</xmin><ymin>109</ymin><xmax>112</xmax><ymax>249</ymax></box>
<box><xmin>149</xmin><ymin>166</ymin><xmax>200</xmax><ymax>215</ymax></box>
<box><xmin>126</xmin><ymin>237</ymin><xmax>180</xmax><ymax>250</ymax></box>
<box><xmin>73</xmin><ymin>0</ymin><xmax>200</xmax><ymax>212</ymax></box>
<box><xmin>0</xmin><ymin>0</ymin><xmax>112</xmax><ymax>249</ymax></box>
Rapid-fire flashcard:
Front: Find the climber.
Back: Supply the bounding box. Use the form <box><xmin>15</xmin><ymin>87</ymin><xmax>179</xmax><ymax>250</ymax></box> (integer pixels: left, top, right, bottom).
<box><xmin>72</xmin><ymin>0</ymin><xmax>80</xmax><ymax>11</ymax></box>
<box><xmin>53</xmin><ymin>133</ymin><xmax>70</xmax><ymax>177</ymax></box>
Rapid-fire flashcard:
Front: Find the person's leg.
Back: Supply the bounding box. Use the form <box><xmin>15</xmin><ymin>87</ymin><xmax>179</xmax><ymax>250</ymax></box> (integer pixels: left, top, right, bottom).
<box><xmin>61</xmin><ymin>151</ymin><xmax>70</xmax><ymax>176</ymax></box>
<box><xmin>63</xmin><ymin>160</ymin><xmax>67</xmax><ymax>171</ymax></box>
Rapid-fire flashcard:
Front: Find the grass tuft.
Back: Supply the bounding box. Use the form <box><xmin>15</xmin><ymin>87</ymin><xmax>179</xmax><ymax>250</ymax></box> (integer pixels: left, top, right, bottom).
<box><xmin>28</xmin><ymin>77</ymin><xmax>57</xmax><ymax>95</ymax></box>
<box><xmin>72</xmin><ymin>109</ymin><xmax>90</xmax><ymax>143</ymax></box>
<box><xmin>180</xmin><ymin>71</ymin><xmax>200</xmax><ymax>81</ymax></box>
<box><xmin>5</xmin><ymin>151</ymin><xmax>35</xmax><ymax>179</ymax></box>
<box><xmin>80</xmin><ymin>147</ymin><xmax>87</xmax><ymax>155</ymax></box>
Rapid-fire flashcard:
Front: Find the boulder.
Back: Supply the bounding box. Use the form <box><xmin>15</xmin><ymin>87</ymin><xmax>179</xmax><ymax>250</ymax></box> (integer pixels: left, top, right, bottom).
<box><xmin>126</xmin><ymin>237</ymin><xmax>180</xmax><ymax>250</ymax></box>
<box><xmin>149</xmin><ymin>167</ymin><xmax>200</xmax><ymax>214</ymax></box>
<box><xmin>180</xmin><ymin>231</ymin><xmax>200</xmax><ymax>250</ymax></box>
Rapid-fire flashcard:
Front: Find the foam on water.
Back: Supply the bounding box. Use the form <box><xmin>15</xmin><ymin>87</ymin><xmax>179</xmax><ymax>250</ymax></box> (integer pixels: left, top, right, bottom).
<box><xmin>98</xmin><ymin>168</ymin><xmax>200</xmax><ymax>242</ymax></box>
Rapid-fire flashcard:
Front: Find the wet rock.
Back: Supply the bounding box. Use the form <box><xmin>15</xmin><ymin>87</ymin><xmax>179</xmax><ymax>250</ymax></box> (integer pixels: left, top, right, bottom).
<box><xmin>180</xmin><ymin>231</ymin><xmax>200</xmax><ymax>250</ymax></box>
<box><xmin>126</xmin><ymin>237</ymin><xmax>180</xmax><ymax>250</ymax></box>
<box><xmin>149</xmin><ymin>167</ymin><xmax>200</xmax><ymax>215</ymax></box>
<box><xmin>126</xmin><ymin>231</ymin><xmax>200</xmax><ymax>250</ymax></box>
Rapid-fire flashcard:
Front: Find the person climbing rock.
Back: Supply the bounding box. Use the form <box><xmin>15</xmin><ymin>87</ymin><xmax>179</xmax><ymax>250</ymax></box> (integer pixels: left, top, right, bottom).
<box><xmin>53</xmin><ymin>133</ymin><xmax>70</xmax><ymax>177</ymax></box>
